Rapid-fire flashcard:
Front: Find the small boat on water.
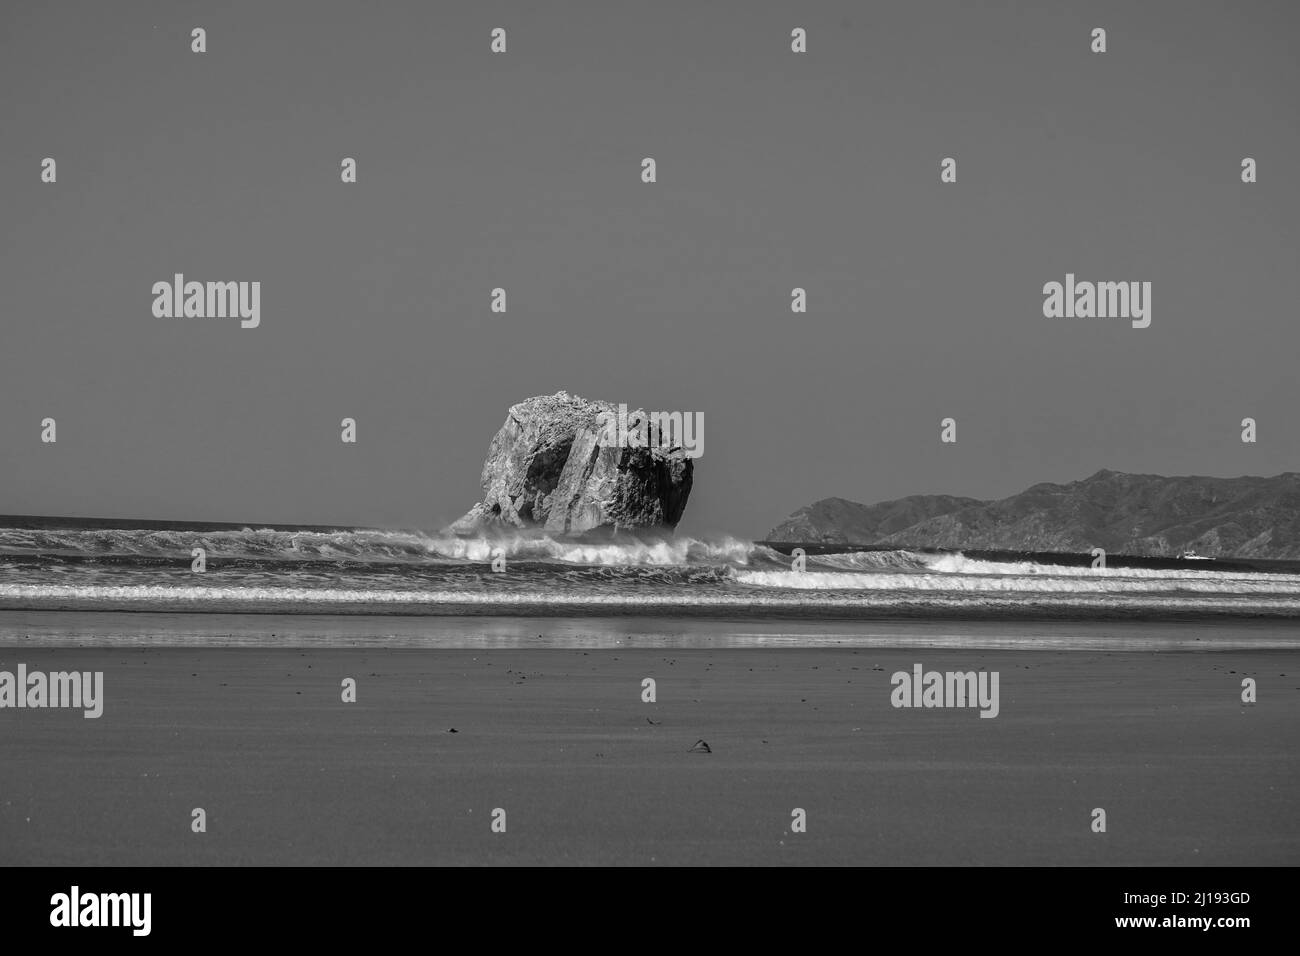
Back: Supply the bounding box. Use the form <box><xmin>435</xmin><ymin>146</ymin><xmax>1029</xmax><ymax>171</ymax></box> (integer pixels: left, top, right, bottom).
<box><xmin>1179</xmin><ymin>549</ymin><xmax>1212</xmax><ymax>560</ymax></box>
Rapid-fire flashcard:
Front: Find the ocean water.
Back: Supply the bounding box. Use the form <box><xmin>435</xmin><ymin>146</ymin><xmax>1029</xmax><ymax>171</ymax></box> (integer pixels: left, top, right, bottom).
<box><xmin>3</xmin><ymin>516</ymin><xmax>1300</xmax><ymax>620</ymax></box>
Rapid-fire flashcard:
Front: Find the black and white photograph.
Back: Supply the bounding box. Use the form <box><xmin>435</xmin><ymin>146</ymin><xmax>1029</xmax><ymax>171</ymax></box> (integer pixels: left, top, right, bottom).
<box><xmin>1</xmin><ymin>0</ymin><xmax>1294</xmax><ymax>938</ymax></box>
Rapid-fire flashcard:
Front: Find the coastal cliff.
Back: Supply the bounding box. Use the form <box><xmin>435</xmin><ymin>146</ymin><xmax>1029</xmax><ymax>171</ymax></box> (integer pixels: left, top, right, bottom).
<box><xmin>768</xmin><ymin>470</ymin><xmax>1300</xmax><ymax>559</ymax></box>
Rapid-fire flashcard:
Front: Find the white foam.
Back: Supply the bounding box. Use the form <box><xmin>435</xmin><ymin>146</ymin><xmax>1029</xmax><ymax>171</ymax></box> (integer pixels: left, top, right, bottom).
<box><xmin>732</xmin><ymin>568</ymin><xmax>1300</xmax><ymax>594</ymax></box>
<box><xmin>3</xmin><ymin>583</ymin><xmax>1300</xmax><ymax>615</ymax></box>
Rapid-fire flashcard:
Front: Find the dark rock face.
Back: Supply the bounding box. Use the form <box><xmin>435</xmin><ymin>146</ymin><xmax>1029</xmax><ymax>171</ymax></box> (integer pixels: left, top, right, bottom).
<box><xmin>767</xmin><ymin>470</ymin><xmax>1300</xmax><ymax>559</ymax></box>
<box><xmin>450</xmin><ymin>392</ymin><xmax>693</xmax><ymax>535</ymax></box>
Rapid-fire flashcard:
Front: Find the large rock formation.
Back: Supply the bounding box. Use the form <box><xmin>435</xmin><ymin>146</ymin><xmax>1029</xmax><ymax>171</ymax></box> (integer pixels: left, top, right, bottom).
<box><xmin>449</xmin><ymin>392</ymin><xmax>693</xmax><ymax>535</ymax></box>
<box><xmin>767</xmin><ymin>470</ymin><xmax>1300</xmax><ymax>559</ymax></box>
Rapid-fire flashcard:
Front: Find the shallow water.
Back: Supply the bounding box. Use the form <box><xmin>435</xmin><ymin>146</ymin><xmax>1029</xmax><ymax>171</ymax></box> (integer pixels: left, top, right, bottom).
<box><xmin>4</xmin><ymin>610</ymin><xmax>1298</xmax><ymax>650</ymax></box>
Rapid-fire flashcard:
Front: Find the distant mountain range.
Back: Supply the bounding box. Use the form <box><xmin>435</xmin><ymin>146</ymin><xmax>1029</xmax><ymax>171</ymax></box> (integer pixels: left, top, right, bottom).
<box><xmin>766</xmin><ymin>470</ymin><xmax>1300</xmax><ymax>559</ymax></box>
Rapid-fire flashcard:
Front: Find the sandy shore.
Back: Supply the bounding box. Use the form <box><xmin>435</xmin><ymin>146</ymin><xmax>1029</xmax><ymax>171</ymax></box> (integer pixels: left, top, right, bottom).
<box><xmin>1</xmin><ymin>641</ymin><xmax>1296</xmax><ymax>865</ymax></box>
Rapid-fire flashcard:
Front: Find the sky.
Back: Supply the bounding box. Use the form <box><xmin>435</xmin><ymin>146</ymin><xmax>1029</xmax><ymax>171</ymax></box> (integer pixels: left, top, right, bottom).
<box><xmin>2</xmin><ymin>0</ymin><xmax>1297</xmax><ymax>538</ymax></box>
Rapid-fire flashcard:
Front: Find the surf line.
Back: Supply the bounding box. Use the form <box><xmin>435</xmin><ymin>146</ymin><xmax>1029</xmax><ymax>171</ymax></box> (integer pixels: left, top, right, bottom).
<box><xmin>0</xmin><ymin>664</ymin><xmax>103</xmax><ymax>718</ymax></box>
<box><xmin>151</xmin><ymin>273</ymin><xmax>260</xmax><ymax>328</ymax></box>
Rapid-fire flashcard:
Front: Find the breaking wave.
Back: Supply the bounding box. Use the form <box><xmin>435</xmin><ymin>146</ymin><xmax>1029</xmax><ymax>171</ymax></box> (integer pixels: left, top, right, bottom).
<box><xmin>3</xmin><ymin>520</ymin><xmax>1300</xmax><ymax>618</ymax></box>
<box><xmin>0</xmin><ymin>525</ymin><xmax>766</xmax><ymax>567</ymax></box>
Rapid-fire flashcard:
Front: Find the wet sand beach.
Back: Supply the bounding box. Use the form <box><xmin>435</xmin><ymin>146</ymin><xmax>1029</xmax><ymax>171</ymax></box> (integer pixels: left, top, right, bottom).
<box><xmin>1</xmin><ymin>614</ymin><xmax>1296</xmax><ymax>865</ymax></box>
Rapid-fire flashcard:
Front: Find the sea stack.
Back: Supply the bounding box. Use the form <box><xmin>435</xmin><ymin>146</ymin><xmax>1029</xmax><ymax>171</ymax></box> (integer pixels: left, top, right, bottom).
<box><xmin>449</xmin><ymin>391</ymin><xmax>693</xmax><ymax>535</ymax></box>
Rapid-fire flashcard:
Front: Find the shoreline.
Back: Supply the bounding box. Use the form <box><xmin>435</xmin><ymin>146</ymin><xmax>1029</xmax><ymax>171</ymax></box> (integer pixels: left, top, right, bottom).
<box><xmin>4</xmin><ymin>610</ymin><xmax>1300</xmax><ymax>649</ymax></box>
<box><xmin>4</xmin><ymin>597</ymin><xmax>1300</xmax><ymax>622</ymax></box>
